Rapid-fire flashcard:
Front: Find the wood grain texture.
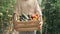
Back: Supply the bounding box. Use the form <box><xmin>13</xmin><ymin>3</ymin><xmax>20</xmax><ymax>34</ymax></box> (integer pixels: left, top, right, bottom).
<box><xmin>13</xmin><ymin>20</ymin><xmax>40</xmax><ymax>32</ymax></box>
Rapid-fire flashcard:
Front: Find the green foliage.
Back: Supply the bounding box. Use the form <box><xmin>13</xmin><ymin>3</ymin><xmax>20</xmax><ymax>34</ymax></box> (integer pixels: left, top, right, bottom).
<box><xmin>42</xmin><ymin>0</ymin><xmax>60</xmax><ymax>34</ymax></box>
<box><xmin>0</xmin><ymin>0</ymin><xmax>15</xmax><ymax>33</ymax></box>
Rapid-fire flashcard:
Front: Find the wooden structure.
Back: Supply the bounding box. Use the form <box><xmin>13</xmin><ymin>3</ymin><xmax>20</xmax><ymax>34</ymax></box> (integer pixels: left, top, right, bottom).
<box><xmin>12</xmin><ymin>13</ymin><xmax>41</xmax><ymax>32</ymax></box>
<box><xmin>13</xmin><ymin>20</ymin><xmax>40</xmax><ymax>32</ymax></box>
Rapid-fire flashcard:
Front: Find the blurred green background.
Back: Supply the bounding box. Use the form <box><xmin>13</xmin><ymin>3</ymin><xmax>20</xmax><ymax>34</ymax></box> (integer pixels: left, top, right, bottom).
<box><xmin>41</xmin><ymin>0</ymin><xmax>60</xmax><ymax>34</ymax></box>
<box><xmin>0</xmin><ymin>0</ymin><xmax>60</xmax><ymax>34</ymax></box>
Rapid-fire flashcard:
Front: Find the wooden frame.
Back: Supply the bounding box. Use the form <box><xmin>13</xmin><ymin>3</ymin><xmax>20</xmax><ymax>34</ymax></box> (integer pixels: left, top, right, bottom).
<box><xmin>12</xmin><ymin>13</ymin><xmax>40</xmax><ymax>32</ymax></box>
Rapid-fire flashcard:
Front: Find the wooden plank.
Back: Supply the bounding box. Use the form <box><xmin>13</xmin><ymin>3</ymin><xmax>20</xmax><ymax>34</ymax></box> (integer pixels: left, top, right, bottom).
<box><xmin>15</xmin><ymin>20</ymin><xmax>40</xmax><ymax>24</ymax></box>
<box><xmin>15</xmin><ymin>27</ymin><xmax>39</xmax><ymax>32</ymax></box>
<box><xmin>14</xmin><ymin>24</ymin><xmax>40</xmax><ymax>27</ymax></box>
<box><xmin>14</xmin><ymin>23</ymin><xmax>40</xmax><ymax>28</ymax></box>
